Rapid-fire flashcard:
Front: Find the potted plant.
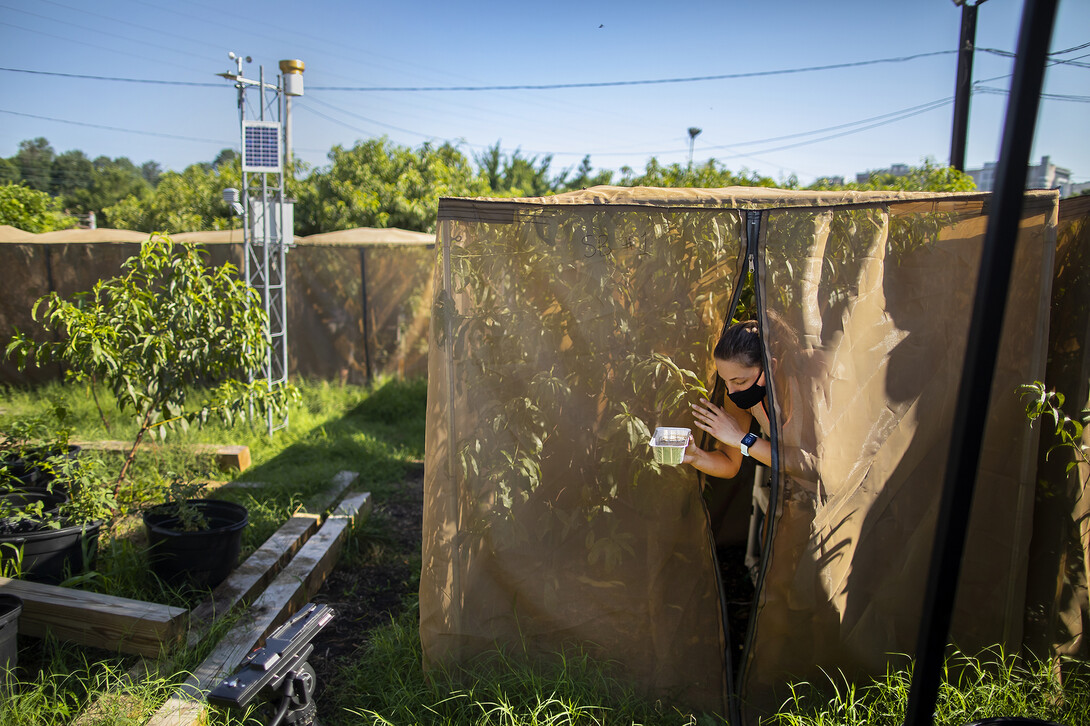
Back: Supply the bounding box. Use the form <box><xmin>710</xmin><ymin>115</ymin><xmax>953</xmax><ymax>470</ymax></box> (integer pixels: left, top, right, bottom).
<box><xmin>0</xmin><ymin>409</ymin><xmax>80</xmax><ymax>494</ymax></box>
<box><xmin>6</xmin><ymin>234</ymin><xmax>296</xmax><ymax>587</ymax></box>
<box><xmin>0</xmin><ymin>452</ymin><xmax>114</xmax><ymax>584</ymax></box>
<box><xmin>141</xmin><ymin>477</ymin><xmax>248</xmax><ymax>589</ymax></box>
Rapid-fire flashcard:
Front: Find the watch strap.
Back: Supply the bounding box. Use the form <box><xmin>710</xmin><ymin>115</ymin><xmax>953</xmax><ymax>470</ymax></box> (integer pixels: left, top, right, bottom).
<box><xmin>740</xmin><ymin>432</ymin><xmax>759</xmax><ymax>457</ymax></box>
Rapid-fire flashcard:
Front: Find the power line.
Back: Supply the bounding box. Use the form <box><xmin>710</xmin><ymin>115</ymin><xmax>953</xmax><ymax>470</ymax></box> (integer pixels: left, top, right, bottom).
<box><xmin>309</xmin><ymin>50</ymin><xmax>958</xmax><ymax>91</ymax></box>
<box><xmin>0</xmin><ymin>108</ymin><xmax>233</xmax><ymax>144</ymax></box>
<box><xmin>1049</xmin><ymin>40</ymin><xmax>1090</xmax><ymax>55</ymax></box>
<box><xmin>0</xmin><ymin>67</ymin><xmax>221</xmax><ymax>87</ymax></box>
<box><xmin>975</xmin><ymin>86</ymin><xmax>1090</xmax><ymax>102</ymax></box>
<box><xmin>1</xmin><ymin>50</ymin><xmax>960</xmax><ymax>92</ymax></box>
<box><xmin>297</xmin><ymin>98</ymin><xmax>440</xmax><ymax>141</ymax></box>
<box><xmin>731</xmin><ymin>99</ymin><xmax>953</xmax><ymax>159</ymax></box>
<box><xmin>978</xmin><ymin>46</ymin><xmax>1090</xmax><ymax>67</ymax></box>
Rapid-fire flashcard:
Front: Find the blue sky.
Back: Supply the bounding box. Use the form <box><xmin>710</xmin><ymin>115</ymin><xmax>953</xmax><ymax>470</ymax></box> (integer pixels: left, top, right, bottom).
<box><xmin>1</xmin><ymin>0</ymin><xmax>1087</xmax><ymax>186</ymax></box>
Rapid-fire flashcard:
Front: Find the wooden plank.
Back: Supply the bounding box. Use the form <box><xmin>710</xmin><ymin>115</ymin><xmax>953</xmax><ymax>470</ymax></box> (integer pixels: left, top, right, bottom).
<box><xmin>0</xmin><ymin>577</ymin><xmax>187</xmax><ymax>658</ymax></box>
<box><xmin>71</xmin><ymin>440</ymin><xmax>252</xmax><ymax>472</ymax></box>
<box><xmin>145</xmin><ymin>492</ymin><xmax>372</xmax><ymax>726</ymax></box>
<box><xmin>73</xmin><ymin>513</ymin><xmax>321</xmax><ymax>726</ymax></box>
<box><xmin>184</xmin><ymin>514</ymin><xmax>320</xmax><ymax>647</ymax></box>
<box><xmin>304</xmin><ymin>470</ymin><xmax>359</xmax><ymax>514</ymax></box>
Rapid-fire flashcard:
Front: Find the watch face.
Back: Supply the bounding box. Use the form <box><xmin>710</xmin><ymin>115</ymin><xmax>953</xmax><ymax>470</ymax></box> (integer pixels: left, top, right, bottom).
<box><xmin>742</xmin><ymin>433</ymin><xmax>758</xmax><ymax>446</ymax></box>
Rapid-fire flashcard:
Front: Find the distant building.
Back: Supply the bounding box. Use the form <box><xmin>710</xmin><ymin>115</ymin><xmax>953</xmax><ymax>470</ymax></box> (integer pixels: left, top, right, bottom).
<box><xmin>967</xmin><ymin>155</ymin><xmax>1075</xmax><ymax>196</ymax></box>
<box><xmin>855</xmin><ymin>163</ymin><xmax>911</xmax><ymax>185</ymax></box>
<box><xmin>812</xmin><ymin>175</ymin><xmax>845</xmax><ymax>187</ymax></box>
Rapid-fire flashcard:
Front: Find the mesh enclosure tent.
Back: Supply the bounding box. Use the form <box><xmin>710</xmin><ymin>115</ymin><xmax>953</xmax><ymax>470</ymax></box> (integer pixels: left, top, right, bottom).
<box><xmin>0</xmin><ymin>227</ymin><xmax>434</xmax><ymax>386</ymax></box>
<box><xmin>420</xmin><ymin>185</ymin><xmax>1075</xmax><ymax>720</ymax></box>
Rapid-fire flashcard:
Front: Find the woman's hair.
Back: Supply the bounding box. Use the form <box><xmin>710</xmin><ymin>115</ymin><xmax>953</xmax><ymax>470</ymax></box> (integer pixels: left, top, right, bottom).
<box><xmin>714</xmin><ymin>319</ymin><xmax>761</xmax><ymax>367</ymax></box>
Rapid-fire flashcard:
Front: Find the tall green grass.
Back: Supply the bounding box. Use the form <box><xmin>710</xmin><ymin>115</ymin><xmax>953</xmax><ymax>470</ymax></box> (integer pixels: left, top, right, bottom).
<box><xmin>0</xmin><ymin>376</ymin><xmax>428</xmax><ymax>723</ymax></box>
<box><xmin>322</xmin><ymin>614</ymin><xmax>1090</xmax><ymax>726</ymax></box>
<box><xmin>5</xmin><ymin>378</ymin><xmax>1090</xmax><ymax>726</ymax></box>
<box><xmin>323</xmin><ymin>610</ymin><xmax>709</xmax><ymax>726</ymax></box>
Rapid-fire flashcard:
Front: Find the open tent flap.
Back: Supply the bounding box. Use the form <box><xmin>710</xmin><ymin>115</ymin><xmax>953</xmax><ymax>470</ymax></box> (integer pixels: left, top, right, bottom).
<box><xmin>419</xmin><ymin>186</ymin><xmax>1059</xmax><ymax>718</ymax></box>
<box><xmin>1023</xmin><ymin>195</ymin><xmax>1090</xmax><ymax>662</ymax></box>
<box><xmin>742</xmin><ymin>193</ymin><xmax>1056</xmax><ymax>716</ymax></box>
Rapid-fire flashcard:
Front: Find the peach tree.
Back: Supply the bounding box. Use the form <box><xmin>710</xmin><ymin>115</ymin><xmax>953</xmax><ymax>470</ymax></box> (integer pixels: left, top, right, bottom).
<box><xmin>7</xmin><ymin>234</ymin><xmax>297</xmax><ymax>498</ymax></box>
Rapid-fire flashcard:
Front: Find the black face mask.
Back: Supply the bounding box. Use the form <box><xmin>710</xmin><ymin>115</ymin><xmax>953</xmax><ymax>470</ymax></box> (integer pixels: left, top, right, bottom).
<box><xmin>727</xmin><ymin>378</ymin><xmax>766</xmax><ymax>410</ymax></box>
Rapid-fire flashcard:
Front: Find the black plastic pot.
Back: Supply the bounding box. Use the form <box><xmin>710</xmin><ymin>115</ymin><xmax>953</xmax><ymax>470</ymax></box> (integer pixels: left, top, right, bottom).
<box><xmin>1</xmin><ymin>444</ymin><xmax>80</xmax><ymax>491</ymax></box>
<box><xmin>0</xmin><ymin>520</ymin><xmax>102</xmax><ymax>584</ymax></box>
<box><xmin>0</xmin><ymin>594</ymin><xmax>22</xmax><ymax>677</ymax></box>
<box><xmin>0</xmin><ymin>489</ymin><xmax>68</xmax><ymax>520</ymax></box>
<box><xmin>143</xmin><ymin>499</ymin><xmax>248</xmax><ymax>589</ymax></box>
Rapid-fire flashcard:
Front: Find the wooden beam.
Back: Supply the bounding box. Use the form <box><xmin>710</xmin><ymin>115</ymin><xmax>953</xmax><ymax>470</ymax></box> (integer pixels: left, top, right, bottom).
<box><xmin>145</xmin><ymin>492</ymin><xmax>371</xmax><ymax>726</ymax></box>
<box><xmin>73</xmin><ymin>513</ymin><xmax>322</xmax><ymax>726</ymax></box>
<box><xmin>0</xmin><ymin>577</ymin><xmax>187</xmax><ymax>658</ymax></box>
<box><xmin>305</xmin><ymin>470</ymin><xmax>359</xmax><ymax>515</ymax></box>
<box><xmin>185</xmin><ymin>514</ymin><xmax>320</xmax><ymax>647</ymax></box>
<box><xmin>71</xmin><ymin>440</ymin><xmax>252</xmax><ymax>472</ymax></box>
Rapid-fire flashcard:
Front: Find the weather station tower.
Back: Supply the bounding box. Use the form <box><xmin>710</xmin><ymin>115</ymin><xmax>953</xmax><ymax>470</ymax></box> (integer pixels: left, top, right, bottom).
<box><xmin>218</xmin><ymin>54</ymin><xmax>304</xmax><ymax>433</ymax></box>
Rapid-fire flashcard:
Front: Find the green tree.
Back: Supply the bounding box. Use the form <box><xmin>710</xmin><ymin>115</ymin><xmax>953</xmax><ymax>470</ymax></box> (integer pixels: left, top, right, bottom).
<box><xmin>476</xmin><ymin>143</ymin><xmax>556</xmax><ymax>197</ymax></box>
<box><xmin>809</xmin><ymin>158</ymin><xmax>976</xmax><ymax>192</ymax></box>
<box><xmin>619</xmin><ymin>157</ymin><xmax>789</xmax><ymax>188</ymax></box>
<box><xmin>50</xmin><ymin>149</ymin><xmax>95</xmax><ymax>200</ymax></box>
<box><xmin>105</xmin><ymin>161</ymin><xmax>242</xmax><ymax>232</ymax></box>
<box><xmin>0</xmin><ymin>183</ymin><xmax>75</xmax><ymax>232</ymax></box>
<box><xmin>14</xmin><ymin>137</ymin><xmax>55</xmax><ymax>192</ymax></box>
<box><xmin>141</xmin><ymin>160</ymin><xmax>162</xmax><ymax>186</ymax></box>
<box><xmin>295</xmin><ymin>137</ymin><xmax>484</xmax><ymax>235</ymax></box>
<box><xmin>0</xmin><ymin>158</ymin><xmax>20</xmax><ymax>185</ymax></box>
<box><xmin>7</xmin><ymin>235</ymin><xmax>297</xmax><ymax>493</ymax></box>
<box><xmin>556</xmin><ymin>155</ymin><xmax>614</xmax><ymax>191</ymax></box>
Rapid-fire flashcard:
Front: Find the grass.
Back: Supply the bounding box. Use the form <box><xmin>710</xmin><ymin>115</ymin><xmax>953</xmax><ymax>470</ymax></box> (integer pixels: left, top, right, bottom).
<box><xmin>324</xmin><ymin>609</ymin><xmax>708</xmax><ymax>726</ymax></box>
<box><xmin>3</xmin><ymin>377</ymin><xmax>1090</xmax><ymax>726</ymax></box>
<box><xmin>0</xmin><ymin>376</ymin><xmax>427</xmax><ymax>723</ymax></box>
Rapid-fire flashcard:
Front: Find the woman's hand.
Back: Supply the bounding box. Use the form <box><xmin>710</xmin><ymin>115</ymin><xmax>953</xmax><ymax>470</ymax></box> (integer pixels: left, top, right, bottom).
<box><xmin>691</xmin><ymin>397</ymin><xmax>747</xmax><ymax>448</ymax></box>
<box><xmin>682</xmin><ymin>433</ymin><xmax>700</xmax><ymax>465</ymax></box>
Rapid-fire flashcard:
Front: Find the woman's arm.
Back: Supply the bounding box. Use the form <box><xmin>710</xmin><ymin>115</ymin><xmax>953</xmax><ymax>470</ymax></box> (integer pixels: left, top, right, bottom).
<box><xmin>683</xmin><ymin>436</ymin><xmax>743</xmax><ymax>479</ymax></box>
<box><xmin>690</xmin><ymin>398</ymin><xmax>773</xmax><ymax>468</ymax></box>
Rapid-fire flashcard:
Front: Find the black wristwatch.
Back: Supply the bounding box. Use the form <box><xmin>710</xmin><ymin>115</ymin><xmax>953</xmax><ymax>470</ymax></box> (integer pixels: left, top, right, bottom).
<box><xmin>740</xmin><ymin>432</ymin><xmax>759</xmax><ymax>457</ymax></box>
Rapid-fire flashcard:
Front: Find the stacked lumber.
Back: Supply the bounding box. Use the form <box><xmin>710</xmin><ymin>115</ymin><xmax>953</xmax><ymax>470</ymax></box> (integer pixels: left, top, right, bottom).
<box><xmin>0</xmin><ymin>578</ymin><xmax>187</xmax><ymax>658</ymax></box>
<box><xmin>4</xmin><ymin>468</ymin><xmax>374</xmax><ymax>726</ymax></box>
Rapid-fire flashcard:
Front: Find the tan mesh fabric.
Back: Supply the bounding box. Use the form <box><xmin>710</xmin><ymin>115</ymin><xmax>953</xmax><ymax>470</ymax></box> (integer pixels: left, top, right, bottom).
<box><xmin>0</xmin><ymin>228</ymin><xmax>435</xmax><ymax>386</ymax></box>
<box><xmin>1024</xmin><ymin>195</ymin><xmax>1090</xmax><ymax>661</ymax></box>
<box><xmin>421</xmin><ymin>186</ymin><xmax>1059</xmax><ymax>721</ymax></box>
<box><xmin>741</xmin><ymin>195</ymin><xmax>1055</xmax><ymax>716</ymax></box>
<box><xmin>423</xmin><ymin>201</ymin><xmax>745</xmax><ymax>712</ymax></box>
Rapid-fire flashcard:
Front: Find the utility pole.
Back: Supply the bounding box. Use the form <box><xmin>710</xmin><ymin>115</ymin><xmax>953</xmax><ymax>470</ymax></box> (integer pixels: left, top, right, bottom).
<box><xmin>950</xmin><ymin>0</ymin><xmax>988</xmax><ymax>171</ymax></box>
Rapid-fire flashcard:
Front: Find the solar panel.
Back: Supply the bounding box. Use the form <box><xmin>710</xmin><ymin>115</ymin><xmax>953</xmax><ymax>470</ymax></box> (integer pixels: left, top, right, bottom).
<box><xmin>242</xmin><ymin>121</ymin><xmax>281</xmax><ymax>173</ymax></box>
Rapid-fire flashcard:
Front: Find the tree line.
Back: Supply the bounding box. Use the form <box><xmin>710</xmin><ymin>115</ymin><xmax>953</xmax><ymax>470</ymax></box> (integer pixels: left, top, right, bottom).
<box><xmin>0</xmin><ymin>136</ymin><xmax>976</xmax><ymax>235</ymax></box>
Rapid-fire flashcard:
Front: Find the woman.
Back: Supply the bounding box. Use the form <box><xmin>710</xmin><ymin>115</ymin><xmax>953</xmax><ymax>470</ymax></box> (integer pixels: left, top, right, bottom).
<box><xmin>684</xmin><ymin>319</ymin><xmax>775</xmax><ymax>477</ymax></box>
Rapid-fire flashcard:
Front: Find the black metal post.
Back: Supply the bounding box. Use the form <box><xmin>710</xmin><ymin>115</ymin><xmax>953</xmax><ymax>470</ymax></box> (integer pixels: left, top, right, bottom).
<box><xmin>359</xmin><ymin>247</ymin><xmax>373</xmax><ymax>385</ymax></box>
<box><xmin>904</xmin><ymin>2</ymin><xmax>1058</xmax><ymax>725</ymax></box>
<box><xmin>950</xmin><ymin>2</ymin><xmax>980</xmax><ymax>172</ymax></box>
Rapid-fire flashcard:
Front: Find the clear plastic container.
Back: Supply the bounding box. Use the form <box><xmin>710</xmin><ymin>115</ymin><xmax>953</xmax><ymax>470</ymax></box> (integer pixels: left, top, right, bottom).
<box><xmin>650</xmin><ymin>427</ymin><xmax>690</xmax><ymax>466</ymax></box>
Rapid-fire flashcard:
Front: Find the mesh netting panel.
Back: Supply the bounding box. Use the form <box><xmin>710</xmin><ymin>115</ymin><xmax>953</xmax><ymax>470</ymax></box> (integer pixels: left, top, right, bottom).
<box><xmin>0</xmin><ymin>235</ymin><xmax>434</xmax><ymax>386</ymax></box>
<box><xmin>422</xmin><ymin>187</ymin><xmax>1059</xmax><ymax>721</ymax></box>
<box><xmin>743</xmin><ymin>196</ymin><xmax>1054</xmax><ymax>715</ymax></box>
<box><xmin>422</xmin><ymin>201</ymin><xmax>745</xmax><ymax>711</ymax></box>
<box><xmin>1024</xmin><ymin>195</ymin><xmax>1090</xmax><ymax>661</ymax></box>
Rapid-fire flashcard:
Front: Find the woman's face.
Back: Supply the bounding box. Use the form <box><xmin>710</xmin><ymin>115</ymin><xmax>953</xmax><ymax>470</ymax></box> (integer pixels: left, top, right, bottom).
<box><xmin>715</xmin><ymin>356</ymin><xmax>764</xmax><ymax>396</ymax></box>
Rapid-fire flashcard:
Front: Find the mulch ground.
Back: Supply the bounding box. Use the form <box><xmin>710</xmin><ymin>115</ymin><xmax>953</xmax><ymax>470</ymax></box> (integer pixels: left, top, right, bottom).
<box><xmin>308</xmin><ymin>470</ymin><xmax>424</xmax><ymax>697</ymax></box>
